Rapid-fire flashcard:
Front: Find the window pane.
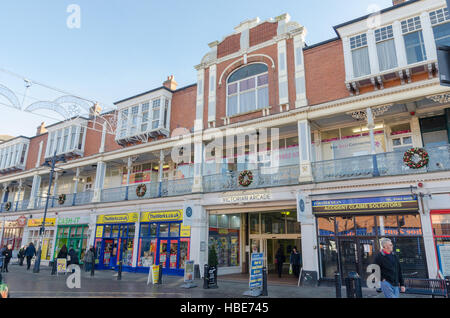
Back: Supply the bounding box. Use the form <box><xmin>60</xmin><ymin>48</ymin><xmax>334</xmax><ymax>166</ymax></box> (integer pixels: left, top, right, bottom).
<box><xmin>257</xmin><ymin>86</ymin><xmax>269</xmax><ymax>109</ymax></box>
<box><xmin>262</xmin><ymin>212</ymin><xmax>285</xmax><ymax>234</ymax></box>
<box><xmin>432</xmin><ymin>214</ymin><xmax>450</xmax><ymax>236</ymax></box>
<box><xmin>355</xmin><ymin>216</ymin><xmax>376</xmax><ymax>236</ymax></box>
<box><xmin>257</xmin><ymin>74</ymin><xmax>268</xmax><ymax>86</ymax></box>
<box><xmin>159</xmin><ymin>224</ymin><xmax>169</xmax><ymax>237</ymax></box>
<box><xmin>209</xmin><ymin>214</ymin><xmax>217</xmax><ymax>228</ymax></box>
<box><xmin>239</xmin><ymin>90</ymin><xmax>256</xmax><ymax>113</ymax></box>
<box><xmin>218</xmin><ymin>215</ymin><xmax>229</xmax><ymax>228</ymax></box>
<box><xmin>169</xmin><ymin>224</ymin><xmax>180</xmax><ymax>237</ymax></box>
<box><xmin>404</xmin><ymin>31</ymin><xmax>427</xmax><ymax>64</ymax></box>
<box><xmin>141</xmin><ymin>224</ymin><xmax>150</xmax><ymax>237</ymax></box>
<box><xmin>319</xmin><ymin>237</ymin><xmax>338</xmax><ymax>279</ymax></box>
<box><xmin>239</xmin><ymin>77</ymin><xmax>255</xmax><ymax>92</ymax></box>
<box><xmin>377</xmin><ymin>39</ymin><xmax>398</xmax><ymax>71</ymax></box>
<box><xmin>352</xmin><ymin>47</ymin><xmax>371</xmax><ymax>77</ymax></box>
<box><xmin>227</xmin><ymin>95</ymin><xmax>238</xmax><ymax>116</ymax></box>
<box><xmin>336</xmin><ymin>216</ymin><xmax>355</xmax><ymax>236</ymax></box>
<box><xmin>433</xmin><ymin>22</ymin><xmax>450</xmax><ymax>47</ymax></box>
<box><xmin>249</xmin><ymin>213</ymin><xmax>259</xmax><ymax>234</ymax></box>
<box><xmin>228</xmin><ymin>83</ymin><xmax>238</xmax><ymax>95</ymax></box>
<box><xmin>228</xmin><ymin>64</ymin><xmax>268</xmax><ymax>83</ymax></box>
<box><xmin>398</xmin><ymin>214</ymin><xmax>422</xmax><ymax>236</ymax></box>
<box><xmin>379</xmin><ymin>215</ymin><xmax>398</xmax><ymax>236</ymax></box>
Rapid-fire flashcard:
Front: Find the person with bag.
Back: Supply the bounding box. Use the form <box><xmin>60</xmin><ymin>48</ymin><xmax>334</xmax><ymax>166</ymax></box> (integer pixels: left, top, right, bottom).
<box><xmin>25</xmin><ymin>242</ymin><xmax>36</xmax><ymax>270</ymax></box>
<box><xmin>275</xmin><ymin>246</ymin><xmax>286</xmax><ymax>278</ymax></box>
<box><xmin>290</xmin><ymin>246</ymin><xmax>301</xmax><ymax>278</ymax></box>
<box><xmin>18</xmin><ymin>246</ymin><xmax>26</xmax><ymax>266</ymax></box>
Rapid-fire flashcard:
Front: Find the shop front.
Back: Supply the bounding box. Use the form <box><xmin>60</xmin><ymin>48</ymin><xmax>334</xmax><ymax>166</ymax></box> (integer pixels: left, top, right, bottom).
<box><xmin>25</xmin><ymin>218</ymin><xmax>57</xmax><ymax>263</ymax></box>
<box><xmin>314</xmin><ymin>195</ymin><xmax>428</xmax><ymax>284</ymax></box>
<box><xmin>0</xmin><ymin>216</ymin><xmax>27</xmax><ymax>256</ymax></box>
<box><xmin>137</xmin><ymin>210</ymin><xmax>191</xmax><ymax>276</ymax></box>
<box><xmin>94</xmin><ymin>213</ymin><xmax>138</xmax><ymax>271</ymax></box>
<box><xmin>53</xmin><ymin>216</ymin><xmax>91</xmax><ymax>263</ymax></box>
<box><xmin>430</xmin><ymin>210</ymin><xmax>450</xmax><ymax>277</ymax></box>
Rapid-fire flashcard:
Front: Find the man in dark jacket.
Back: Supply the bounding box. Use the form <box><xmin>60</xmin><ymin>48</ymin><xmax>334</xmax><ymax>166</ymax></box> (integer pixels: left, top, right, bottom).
<box><xmin>275</xmin><ymin>246</ymin><xmax>286</xmax><ymax>278</ymax></box>
<box><xmin>1</xmin><ymin>245</ymin><xmax>13</xmax><ymax>272</ymax></box>
<box><xmin>25</xmin><ymin>242</ymin><xmax>36</xmax><ymax>270</ymax></box>
<box><xmin>290</xmin><ymin>247</ymin><xmax>302</xmax><ymax>278</ymax></box>
<box><xmin>374</xmin><ymin>238</ymin><xmax>405</xmax><ymax>298</ymax></box>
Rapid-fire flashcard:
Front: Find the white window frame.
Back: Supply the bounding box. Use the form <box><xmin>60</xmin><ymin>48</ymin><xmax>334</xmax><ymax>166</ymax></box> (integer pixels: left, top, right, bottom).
<box><xmin>226</xmin><ymin>64</ymin><xmax>269</xmax><ymax>117</ymax></box>
<box><xmin>350</xmin><ymin>33</ymin><xmax>371</xmax><ymax>78</ymax></box>
<box><xmin>374</xmin><ymin>25</ymin><xmax>398</xmax><ymax>71</ymax></box>
<box><xmin>401</xmin><ymin>16</ymin><xmax>427</xmax><ymax>64</ymax></box>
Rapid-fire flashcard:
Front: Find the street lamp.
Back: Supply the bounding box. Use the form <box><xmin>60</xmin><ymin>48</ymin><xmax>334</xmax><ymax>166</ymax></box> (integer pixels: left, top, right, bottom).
<box><xmin>33</xmin><ymin>151</ymin><xmax>66</xmax><ymax>273</ymax></box>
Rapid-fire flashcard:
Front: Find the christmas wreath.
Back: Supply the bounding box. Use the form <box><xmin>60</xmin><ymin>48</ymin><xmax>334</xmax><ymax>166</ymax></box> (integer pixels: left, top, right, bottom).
<box><xmin>58</xmin><ymin>194</ymin><xmax>66</xmax><ymax>205</ymax></box>
<box><xmin>238</xmin><ymin>170</ymin><xmax>253</xmax><ymax>187</ymax></box>
<box><xmin>4</xmin><ymin>202</ymin><xmax>11</xmax><ymax>211</ymax></box>
<box><xmin>403</xmin><ymin>148</ymin><xmax>429</xmax><ymax>169</ymax></box>
<box><xmin>136</xmin><ymin>184</ymin><xmax>147</xmax><ymax>197</ymax></box>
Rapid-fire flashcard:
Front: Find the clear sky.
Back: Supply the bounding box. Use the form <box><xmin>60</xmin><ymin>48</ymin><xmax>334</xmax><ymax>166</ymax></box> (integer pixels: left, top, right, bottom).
<box><xmin>0</xmin><ymin>0</ymin><xmax>393</xmax><ymax>137</ymax></box>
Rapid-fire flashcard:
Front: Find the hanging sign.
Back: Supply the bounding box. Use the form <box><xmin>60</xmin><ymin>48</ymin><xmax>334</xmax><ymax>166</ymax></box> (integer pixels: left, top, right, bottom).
<box><xmin>183</xmin><ymin>203</ymin><xmax>194</xmax><ymax>226</ymax></box>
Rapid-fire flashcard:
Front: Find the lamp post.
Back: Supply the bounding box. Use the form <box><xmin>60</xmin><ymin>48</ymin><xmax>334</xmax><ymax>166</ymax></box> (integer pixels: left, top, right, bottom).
<box><xmin>33</xmin><ymin>151</ymin><xmax>66</xmax><ymax>273</ymax></box>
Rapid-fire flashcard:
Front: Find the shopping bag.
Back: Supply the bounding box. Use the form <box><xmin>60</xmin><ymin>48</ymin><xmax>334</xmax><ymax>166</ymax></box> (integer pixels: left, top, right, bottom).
<box><xmin>289</xmin><ymin>264</ymin><xmax>293</xmax><ymax>275</ymax></box>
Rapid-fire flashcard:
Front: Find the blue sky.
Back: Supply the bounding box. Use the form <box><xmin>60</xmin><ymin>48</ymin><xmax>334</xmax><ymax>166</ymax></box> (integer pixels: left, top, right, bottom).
<box><xmin>0</xmin><ymin>0</ymin><xmax>393</xmax><ymax>137</ymax></box>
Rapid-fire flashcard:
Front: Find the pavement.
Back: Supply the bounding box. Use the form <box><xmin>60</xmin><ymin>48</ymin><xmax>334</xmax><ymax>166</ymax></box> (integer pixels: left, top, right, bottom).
<box><xmin>0</xmin><ymin>263</ymin><xmax>431</xmax><ymax>298</ymax></box>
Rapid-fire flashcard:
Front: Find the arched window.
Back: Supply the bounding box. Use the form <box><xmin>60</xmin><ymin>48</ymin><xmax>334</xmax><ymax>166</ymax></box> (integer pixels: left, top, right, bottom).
<box><xmin>227</xmin><ymin>63</ymin><xmax>269</xmax><ymax>116</ymax></box>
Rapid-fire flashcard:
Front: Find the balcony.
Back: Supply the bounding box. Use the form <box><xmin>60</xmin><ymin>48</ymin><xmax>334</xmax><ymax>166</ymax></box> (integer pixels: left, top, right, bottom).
<box><xmin>312</xmin><ymin>144</ymin><xmax>450</xmax><ymax>183</ymax></box>
<box><xmin>202</xmin><ymin>165</ymin><xmax>300</xmax><ymax>193</ymax></box>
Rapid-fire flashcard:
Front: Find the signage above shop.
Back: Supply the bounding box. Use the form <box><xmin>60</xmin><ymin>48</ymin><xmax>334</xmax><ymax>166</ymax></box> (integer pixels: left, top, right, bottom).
<box><xmin>97</xmin><ymin>213</ymin><xmax>139</xmax><ymax>224</ymax></box>
<box><xmin>312</xmin><ymin>195</ymin><xmax>418</xmax><ymax>215</ymax></box>
<box><xmin>57</xmin><ymin>216</ymin><xmax>90</xmax><ymax>226</ymax></box>
<box><xmin>27</xmin><ymin>218</ymin><xmax>56</xmax><ymax>227</ymax></box>
<box><xmin>221</xmin><ymin>190</ymin><xmax>272</xmax><ymax>204</ymax></box>
<box><xmin>141</xmin><ymin>210</ymin><xmax>183</xmax><ymax>223</ymax></box>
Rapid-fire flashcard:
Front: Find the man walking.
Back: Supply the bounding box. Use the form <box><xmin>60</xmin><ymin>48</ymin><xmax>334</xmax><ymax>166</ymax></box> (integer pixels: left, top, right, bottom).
<box><xmin>1</xmin><ymin>245</ymin><xmax>13</xmax><ymax>272</ymax></box>
<box><xmin>25</xmin><ymin>242</ymin><xmax>36</xmax><ymax>270</ymax></box>
<box><xmin>374</xmin><ymin>238</ymin><xmax>405</xmax><ymax>298</ymax></box>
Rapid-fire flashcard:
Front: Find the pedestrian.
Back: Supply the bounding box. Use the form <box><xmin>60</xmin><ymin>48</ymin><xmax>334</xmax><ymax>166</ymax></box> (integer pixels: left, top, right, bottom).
<box><xmin>57</xmin><ymin>245</ymin><xmax>68</xmax><ymax>259</ymax></box>
<box><xmin>374</xmin><ymin>238</ymin><xmax>405</xmax><ymax>298</ymax></box>
<box><xmin>290</xmin><ymin>246</ymin><xmax>302</xmax><ymax>278</ymax></box>
<box><xmin>68</xmin><ymin>248</ymin><xmax>79</xmax><ymax>266</ymax></box>
<box><xmin>83</xmin><ymin>246</ymin><xmax>95</xmax><ymax>272</ymax></box>
<box><xmin>275</xmin><ymin>246</ymin><xmax>286</xmax><ymax>278</ymax></box>
<box><xmin>25</xmin><ymin>242</ymin><xmax>36</xmax><ymax>270</ymax></box>
<box><xmin>1</xmin><ymin>244</ymin><xmax>13</xmax><ymax>273</ymax></box>
<box><xmin>18</xmin><ymin>246</ymin><xmax>26</xmax><ymax>266</ymax></box>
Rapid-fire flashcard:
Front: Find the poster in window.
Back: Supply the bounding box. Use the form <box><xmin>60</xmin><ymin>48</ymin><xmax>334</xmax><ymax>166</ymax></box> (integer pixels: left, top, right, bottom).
<box><xmin>438</xmin><ymin>244</ymin><xmax>450</xmax><ymax>276</ymax></box>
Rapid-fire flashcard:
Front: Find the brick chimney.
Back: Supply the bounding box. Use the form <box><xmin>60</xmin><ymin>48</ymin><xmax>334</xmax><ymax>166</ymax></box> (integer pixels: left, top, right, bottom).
<box><xmin>36</xmin><ymin>122</ymin><xmax>47</xmax><ymax>136</ymax></box>
<box><xmin>89</xmin><ymin>102</ymin><xmax>102</xmax><ymax>117</ymax></box>
<box><xmin>163</xmin><ymin>75</ymin><xmax>178</xmax><ymax>91</ymax></box>
<box><xmin>392</xmin><ymin>0</ymin><xmax>407</xmax><ymax>6</ymax></box>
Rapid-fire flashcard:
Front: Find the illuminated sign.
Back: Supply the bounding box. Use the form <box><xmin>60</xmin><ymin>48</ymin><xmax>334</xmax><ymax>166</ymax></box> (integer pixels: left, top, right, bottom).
<box><xmin>312</xmin><ymin>195</ymin><xmax>418</xmax><ymax>214</ymax></box>
<box><xmin>27</xmin><ymin>218</ymin><xmax>56</xmax><ymax>227</ymax></box>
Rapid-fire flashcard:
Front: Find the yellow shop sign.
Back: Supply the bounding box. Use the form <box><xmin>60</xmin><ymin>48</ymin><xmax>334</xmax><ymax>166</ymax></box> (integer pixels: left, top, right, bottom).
<box><xmin>97</xmin><ymin>213</ymin><xmax>139</xmax><ymax>224</ymax></box>
<box><xmin>27</xmin><ymin>218</ymin><xmax>56</xmax><ymax>227</ymax></box>
<box><xmin>141</xmin><ymin>210</ymin><xmax>183</xmax><ymax>223</ymax></box>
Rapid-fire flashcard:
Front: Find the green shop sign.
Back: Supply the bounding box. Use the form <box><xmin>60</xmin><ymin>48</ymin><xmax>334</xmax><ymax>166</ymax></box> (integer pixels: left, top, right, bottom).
<box><xmin>57</xmin><ymin>216</ymin><xmax>91</xmax><ymax>226</ymax></box>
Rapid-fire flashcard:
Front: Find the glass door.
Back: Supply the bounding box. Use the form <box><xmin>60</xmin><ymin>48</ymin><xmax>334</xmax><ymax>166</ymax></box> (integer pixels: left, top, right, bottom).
<box><xmin>357</xmin><ymin>238</ymin><xmax>377</xmax><ymax>283</ymax></box>
<box><xmin>338</xmin><ymin>239</ymin><xmax>358</xmax><ymax>279</ymax></box>
<box><xmin>103</xmin><ymin>239</ymin><xmax>113</xmax><ymax>268</ymax></box>
<box><xmin>159</xmin><ymin>240</ymin><xmax>168</xmax><ymax>268</ymax></box>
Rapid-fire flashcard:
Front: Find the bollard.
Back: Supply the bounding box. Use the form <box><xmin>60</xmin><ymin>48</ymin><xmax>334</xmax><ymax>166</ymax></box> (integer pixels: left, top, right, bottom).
<box><xmin>158</xmin><ymin>264</ymin><xmax>163</xmax><ymax>285</ymax></box>
<box><xmin>117</xmin><ymin>261</ymin><xmax>122</xmax><ymax>281</ymax></box>
<box><xmin>335</xmin><ymin>272</ymin><xmax>342</xmax><ymax>298</ymax></box>
<box><xmin>445</xmin><ymin>276</ymin><xmax>450</xmax><ymax>298</ymax></box>
<box><xmin>346</xmin><ymin>272</ymin><xmax>363</xmax><ymax>298</ymax></box>
<box><xmin>203</xmin><ymin>264</ymin><xmax>209</xmax><ymax>289</ymax></box>
<box><xmin>262</xmin><ymin>267</ymin><xmax>268</xmax><ymax>297</ymax></box>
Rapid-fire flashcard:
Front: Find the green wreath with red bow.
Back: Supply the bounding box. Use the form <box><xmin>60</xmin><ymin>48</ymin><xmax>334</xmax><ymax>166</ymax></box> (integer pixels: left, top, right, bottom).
<box><xmin>238</xmin><ymin>170</ymin><xmax>253</xmax><ymax>187</ymax></box>
<box><xmin>403</xmin><ymin>148</ymin><xmax>429</xmax><ymax>169</ymax></box>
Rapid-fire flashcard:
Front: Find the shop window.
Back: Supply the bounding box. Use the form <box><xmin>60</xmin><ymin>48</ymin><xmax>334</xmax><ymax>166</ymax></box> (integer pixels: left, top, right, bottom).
<box><xmin>140</xmin><ymin>223</ymin><xmax>149</xmax><ymax>237</ymax></box>
<box><xmin>355</xmin><ymin>216</ymin><xmax>376</xmax><ymax>236</ymax></box>
<box><xmin>317</xmin><ymin>217</ymin><xmax>336</xmax><ymax>236</ymax></box>
<box><xmin>398</xmin><ymin>214</ymin><xmax>422</xmax><ymax>236</ymax></box>
<box><xmin>262</xmin><ymin>212</ymin><xmax>285</xmax><ymax>235</ymax></box>
<box><xmin>336</xmin><ymin>216</ymin><xmax>355</xmax><ymax>236</ymax></box>
<box><xmin>170</xmin><ymin>224</ymin><xmax>180</xmax><ymax>237</ymax></box>
<box><xmin>104</xmin><ymin>225</ymin><xmax>111</xmax><ymax>238</ymax></box>
<box><xmin>111</xmin><ymin>225</ymin><xmax>119</xmax><ymax>237</ymax></box>
<box><xmin>319</xmin><ymin>237</ymin><xmax>338</xmax><ymax>279</ymax></box>
<box><xmin>159</xmin><ymin>224</ymin><xmax>169</xmax><ymax>237</ymax></box>
<box><xmin>432</xmin><ymin>214</ymin><xmax>450</xmax><ymax>236</ymax></box>
<box><xmin>218</xmin><ymin>215</ymin><xmax>229</xmax><ymax>228</ymax></box>
<box><xmin>249</xmin><ymin>213</ymin><xmax>260</xmax><ymax>235</ymax></box>
<box><xmin>380</xmin><ymin>215</ymin><xmax>399</xmax><ymax>236</ymax></box>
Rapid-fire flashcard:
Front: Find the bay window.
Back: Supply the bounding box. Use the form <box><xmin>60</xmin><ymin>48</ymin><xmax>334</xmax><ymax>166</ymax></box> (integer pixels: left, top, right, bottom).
<box><xmin>226</xmin><ymin>63</ymin><xmax>269</xmax><ymax>117</ymax></box>
<box><xmin>430</xmin><ymin>7</ymin><xmax>450</xmax><ymax>47</ymax></box>
<box><xmin>45</xmin><ymin>124</ymin><xmax>86</xmax><ymax>158</ymax></box>
<box><xmin>0</xmin><ymin>138</ymin><xmax>30</xmax><ymax>171</ymax></box>
<box><xmin>350</xmin><ymin>33</ymin><xmax>371</xmax><ymax>77</ymax></box>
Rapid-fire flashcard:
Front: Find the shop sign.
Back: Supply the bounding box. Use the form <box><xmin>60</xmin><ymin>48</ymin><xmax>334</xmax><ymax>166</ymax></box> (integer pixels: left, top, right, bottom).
<box><xmin>96</xmin><ymin>226</ymin><xmax>104</xmax><ymax>238</ymax></box>
<box><xmin>221</xmin><ymin>190</ymin><xmax>272</xmax><ymax>203</ymax></box>
<box><xmin>57</xmin><ymin>258</ymin><xmax>67</xmax><ymax>274</ymax></box>
<box><xmin>57</xmin><ymin>216</ymin><xmax>90</xmax><ymax>226</ymax></box>
<box><xmin>151</xmin><ymin>265</ymin><xmax>160</xmax><ymax>284</ymax></box>
<box><xmin>180</xmin><ymin>225</ymin><xmax>191</xmax><ymax>237</ymax></box>
<box><xmin>27</xmin><ymin>218</ymin><xmax>56</xmax><ymax>227</ymax></box>
<box><xmin>97</xmin><ymin>213</ymin><xmax>138</xmax><ymax>224</ymax></box>
<box><xmin>17</xmin><ymin>216</ymin><xmax>27</xmax><ymax>227</ymax></box>
<box><xmin>312</xmin><ymin>195</ymin><xmax>418</xmax><ymax>215</ymax></box>
<box><xmin>141</xmin><ymin>210</ymin><xmax>183</xmax><ymax>223</ymax></box>
<box><xmin>249</xmin><ymin>253</ymin><xmax>264</xmax><ymax>289</ymax></box>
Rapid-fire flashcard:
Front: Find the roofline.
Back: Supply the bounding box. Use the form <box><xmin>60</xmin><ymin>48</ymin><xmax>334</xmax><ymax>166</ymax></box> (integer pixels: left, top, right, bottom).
<box><xmin>114</xmin><ymin>86</ymin><xmax>173</xmax><ymax>105</ymax></box>
<box><xmin>332</xmin><ymin>0</ymin><xmax>422</xmax><ymax>37</ymax></box>
<box><xmin>304</xmin><ymin>37</ymin><xmax>340</xmax><ymax>51</ymax></box>
<box><xmin>0</xmin><ymin>135</ymin><xmax>30</xmax><ymax>144</ymax></box>
<box><xmin>174</xmin><ymin>83</ymin><xmax>197</xmax><ymax>92</ymax></box>
<box><xmin>45</xmin><ymin>116</ymin><xmax>90</xmax><ymax>129</ymax></box>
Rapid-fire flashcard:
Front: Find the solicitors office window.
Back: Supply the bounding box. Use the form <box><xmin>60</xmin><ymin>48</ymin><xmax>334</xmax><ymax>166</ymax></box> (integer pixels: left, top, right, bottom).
<box><xmin>226</xmin><ymin>63</ymin><xmax>269</xmax><ymax>117</ymax></box>
<box><xmin>350</xmin><ymin>33</ymin><xmax>371</xmax><ymax>77</ymax></box>
<box><xmin>430</xmin><ymin>8</ymin><xmax>450</xmax><ymax>47</ymax></box>
<box><xmin>401</xmin><ymin>16</ymin><xmax>427</xmax><ymax>64</ymax></box>
<box><xmin>375</xmin><ymin>25</ymin><xmax>398</xmax><ymax>71</ymax></box>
